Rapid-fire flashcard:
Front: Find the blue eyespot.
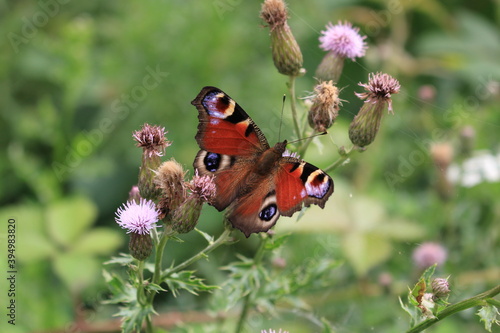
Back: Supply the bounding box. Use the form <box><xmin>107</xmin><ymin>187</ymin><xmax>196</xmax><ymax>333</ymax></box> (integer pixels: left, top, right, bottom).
<box><xmin>259</xmin><ymin>204</ymin><xmax>277</xmax><ymax>221</ymax></box>
<box><xmin>204</xmin><ymin>152</ymin><xmax>221</xmax><ymax>172</ymax></box>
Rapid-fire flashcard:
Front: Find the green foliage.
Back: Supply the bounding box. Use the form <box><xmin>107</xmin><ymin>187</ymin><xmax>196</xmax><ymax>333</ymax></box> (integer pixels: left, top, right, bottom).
<box><xmin>163</xmin><ymin>270</ymin><xmax>219</xmax><ymax>297</ymax></box>
<box><xmin>477</xmin><ymin>303</ymin><xmax>500</xmax><ymax>332</ymax></box>
<box><xmin>2</xmin><ymin>0</ymin><xmax>500</xmax><ymax>332</ymax></box>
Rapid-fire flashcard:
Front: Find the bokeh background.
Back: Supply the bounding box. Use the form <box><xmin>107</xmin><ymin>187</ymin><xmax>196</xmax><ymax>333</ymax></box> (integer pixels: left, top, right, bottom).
<box><xmin>0</xmin><ymin>0</ymin><xmax>499</xmax><ymax>332</ymax></box>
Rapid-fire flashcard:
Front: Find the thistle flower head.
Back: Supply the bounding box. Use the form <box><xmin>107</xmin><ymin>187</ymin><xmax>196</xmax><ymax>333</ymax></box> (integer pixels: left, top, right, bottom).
<box><xmin>412</xmin><ymin>242</ymin><xmax>447</xmax><ymax>269</ymax></box>
<box><xmin>307</xmin><ymin>80</ymin><xmax>341</xmax><ymax>132</ymax></box>
<box><xmin>319</xmin><ymin>21</ymin><xmax>367</xmax><ymax>60</ymax></box>
<box><xmin>355</xmin><ymin>72</ymin><xmax>400</xmax><ymax>113</ymax></box>
<box><xmin>260</xmin><ymin>0</ymin><xmax>288</xmax><ymax>30</ymax></box>
<box><xmin>430</xmin><ymin>143</ymin><xmax>454</xmax><ymax>171</ymax></box>
<box><xmin>170</xmin><ymin>171</ymin><xmax>217</xmax><ymax>234</ymax></box>
<box><xmin>282</xmin><ymin>149</ymin><xmax>300</xmax><ymax>159</ymax></box>
<box><xmin>189</xmin><ymin>170</ymin><xmax>216</xmax><ymax>203</ymax></box>
<box><xmin>133</xmin><ymin>123</ymin><xmax>170</xmax><ymax>158</ymax></box>
<box><xmin>260</xmin><ymin>0</ymin><xmax>304</xmax><ymax>76</ymax></box>
<box><xmin>115</xmin><ymin>198</ymin><xmax>160</xmax><ymax>235</ymax></box>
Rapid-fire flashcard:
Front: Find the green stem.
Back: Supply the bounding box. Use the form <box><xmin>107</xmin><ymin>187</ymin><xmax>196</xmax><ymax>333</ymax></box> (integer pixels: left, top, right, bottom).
<box><xmin>145</xmin><ymin>314</ymin><xmax>154</xmax><ymax>333</ymax></box>
<box><xmin>324</xmin><ymin>145</ymin><xmax>361</xmax><ymax>173</ymax></box>
<box><xmin>297</xmin><ymin>134</ymin><xmax>314</xmax><ymax>159</ymax></box>
<box><xmin>147</xmin><ymin>229</ymin><xmax>170</xmax><ymax>303</ymax></box>
<box><xmin>234</xmin><ymin>235</ymin><xmax>270</xmax><ymax>333</ymax></box>
<box><xmin>288</xmin><ymin>75</ymin><xmax>302</xmax><ymax>142</ymax></box>
<box><xmin>137</xmin><ymin>260</ymin><xmax>146</xmax><ymax>305</ymax></box>
<box><xmin>161</xmin><ymin>228</ymin><xmax>233</xmax><ymax>279</ymax></box>
<box><xmin>407</xmin><ymin>284</ymin><xmax>500</xmax><ymax>333</ymax></box>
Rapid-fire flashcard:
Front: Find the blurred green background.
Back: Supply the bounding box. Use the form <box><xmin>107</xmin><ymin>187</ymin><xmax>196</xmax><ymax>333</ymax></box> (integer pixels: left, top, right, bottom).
<box><xmin>0</xmin><ymin>0</ymin><xmax>499</xmax><ymax>332</ymax></box>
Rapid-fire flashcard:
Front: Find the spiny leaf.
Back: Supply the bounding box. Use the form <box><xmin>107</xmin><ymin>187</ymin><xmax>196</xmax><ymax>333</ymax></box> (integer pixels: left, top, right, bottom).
<box><xmin>477</xmin><ymin>304</ymin><xmax>500</xmax><ymax>332</ymax></box>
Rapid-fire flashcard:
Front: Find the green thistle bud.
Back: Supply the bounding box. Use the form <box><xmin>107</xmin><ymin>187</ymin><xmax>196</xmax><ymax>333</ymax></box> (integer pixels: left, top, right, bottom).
<box><xmin>129</xmin><ymin>233</ymin><xmax>153</xmax><ymax>261</ymax></box>
<box><xmin>430</xmin><ymin>143</ymin><xmax>454</xmax><ymax>201</ymax></box>
<box><xmin>316</xmin><ymin>51</ymin><xmax>344</xmax><ymax>83</ymax></box>
<box><xmin>307</xmin><ymin>80</ymin><xmax>341</xmax><ymax>132</ymax></box>
<box><xmin>431</xmin><ymin>278</ymin><xmax>451</xmax><ymax>299</ymax></box>
<box><xmin>171</xmin><ymin>172</ymin><xmax>216</xmax><ymax>234</ymax></box>
<box><xmin>459</xmin><ymin>126</ymin><xmax>475</xmax><ymax>158</ymax></box>
<box><xmin>128</xmin><ymin>185</ymin><xmax>142</xmax><ymax>203</ymax></box>
<box><xmin>348</xmin><ymin>72</ymin><xmax>400</xmax><ymax>147</ymax></box>
<box><xmin>133</xmin><ymin>124</ymin><xmax>171</xmax><ymax>200</ymax></box>
<box><xmin>260</xmin><ymin>0</ymin><xmax>304</xmax><ymax>76</ymax></box>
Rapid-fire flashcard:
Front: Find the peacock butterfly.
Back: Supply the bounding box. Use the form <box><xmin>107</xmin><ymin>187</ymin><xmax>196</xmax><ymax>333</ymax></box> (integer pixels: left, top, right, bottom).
<box><xmin>192</xmin><ymin>86</ymin><xmax>334</xmax><ymax>237</ymax></box>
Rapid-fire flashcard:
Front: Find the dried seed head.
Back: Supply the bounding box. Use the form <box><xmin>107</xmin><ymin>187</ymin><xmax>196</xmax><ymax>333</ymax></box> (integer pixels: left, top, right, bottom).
<box><xmin>155</xmin><ymin>159</ymin><xmax>187</xmax><ymax>218</ymax></box>
<box><xmin>307</xmin><ymin>80</ymin><xmax>341</xmax><ymax>132</ymax></box>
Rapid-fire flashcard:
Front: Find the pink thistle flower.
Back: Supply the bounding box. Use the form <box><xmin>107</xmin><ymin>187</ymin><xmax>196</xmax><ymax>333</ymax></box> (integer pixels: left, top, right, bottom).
<box><xmin>319</xmin><ymin>21</ymin><xmax>367</xmax><ymax>60</ymax></box>
<box><xmin>355</xmin><ymin>72</ymin><xmax>400</xmax><ymax>113</ymax></box>
<box><xmin>115</xmin><ymin>198</ymin><xmax>160</xmax><ymax>235</ymax></box>
<box><xmin>412</xmin><ymin>242</ymin><xmax>447</xmax><ymax>269</ymax></box>
<box><xmin>133</xmin><ymin>123</ymin><xmax>171</xmax><ymax>158</ymax></box>
<box><xmin>190</xmin><ymin>170</ymin><xmax>216</xmax><ymax>203</ymax></box>
<box><xmin>282</xmin><ymin>149</ymin><xmax>300</xmax><ymax>159</ymax></box>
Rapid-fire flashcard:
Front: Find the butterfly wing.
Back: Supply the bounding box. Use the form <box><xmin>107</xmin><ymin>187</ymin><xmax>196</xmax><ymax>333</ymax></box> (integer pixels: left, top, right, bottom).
<box><xmin>276</xmin><ymin>157</ymin><xmax>334</xmax><ymax>216</ymax></box>
<box><xmin>227</xmin><ymin>156</ymin><xmax>334</xmax><ymax>237</ymax></box>
<box><xmin>192</xmin><ymin>86</ymin><xmax>269</xmax><ymax>155</ymax></box>
<box><xmin>192</xmin><ymin>86</ymin><xmax>269</xmax><ymax>210</ymax></box>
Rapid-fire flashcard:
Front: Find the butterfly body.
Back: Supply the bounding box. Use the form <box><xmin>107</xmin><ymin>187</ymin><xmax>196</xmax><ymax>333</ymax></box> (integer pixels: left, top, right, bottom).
<box><xmin>192</xmin><ymin>86</ymin><xmax>333</xmax><ymax>237</ymax></box>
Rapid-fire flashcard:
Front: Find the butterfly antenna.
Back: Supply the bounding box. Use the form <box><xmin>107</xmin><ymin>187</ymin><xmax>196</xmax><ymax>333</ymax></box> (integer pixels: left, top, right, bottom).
<box><xmin>287</xmin><ymin>131</ymin><xmax>328</xmax><ymax>145</ymax></box>
<box><xmin>278</xmin><ymin>94</ymin><xmax>286</xmax><ymax>142</ymax></box>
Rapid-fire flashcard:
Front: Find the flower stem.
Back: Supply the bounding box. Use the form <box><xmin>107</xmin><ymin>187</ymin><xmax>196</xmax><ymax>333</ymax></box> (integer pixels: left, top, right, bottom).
<box><xmin>288</xmin><ymin>75</ymin><xmax>302</xmax><ymax>142</ymax></box>
<box><xmin>234</xmin><ymin>235</ymin><xmax>269</xmax><ymax>333</ymax></box>
<box><xmin>145</xmin><ymin>315</ymin><xmax>154</xmax><ymax>333</ymax></box>
<box><xmin>147</xmin><ymin>228</ymin><xmax>170</xmax><ymax>303</ymax></box>
<box><xmin>136</xmin><ymin>260</ymin><xmax>146</xmax><ymax>305</ymax></box>
<box><xmin>161</xmin><ymin>228</ymin><xmax>233</xmax><ymax>279</ymax></box>
<box><xmin>324</xmin><ymin>145</ymin><xmax>362</xmax><ymax>173</ymax></box>
<box><xmin>406</xmin><ymin>284</ymin><xmax>500</xmax><ymax>333</ymax></box>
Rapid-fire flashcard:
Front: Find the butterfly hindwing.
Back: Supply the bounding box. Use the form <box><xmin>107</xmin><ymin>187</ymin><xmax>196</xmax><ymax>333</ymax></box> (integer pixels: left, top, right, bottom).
<box><xmin>276</xmin><ymin>158</ymin><xmax>334</xmax><ymax>216</ymax></box>
<box><xmin>194</xmin><ymin>149</ymin><xmax>253</xmax><ymax>211</ymax></box>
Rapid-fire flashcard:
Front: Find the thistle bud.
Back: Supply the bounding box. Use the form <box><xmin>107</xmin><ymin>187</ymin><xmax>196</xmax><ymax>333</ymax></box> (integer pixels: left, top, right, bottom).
<box><xmin>133</xmin><ymin>124</ymin><xmax>171</xmax><ymax>200</ymax></box>
<box><xmin>129</xmin><ymin>233</ymin><xmax>153</xmax><ymax>261</ymax></box>
<box><xmin>128</xmin><ymin>185</ymin><xmax>141</xmax><ymax>203</ymax></box>
<box><xmin>348</xmin><ymin>72</ymin><xmax>400</xmax><ymax>147</ymax></box>
<box><xmin>260</xmin><ymin>0</ymin><xmax>304</xmax><ymax>76</ymax></box>
<box><xmin>430</xmin><ymin>143</ymin><xmax>454</xmax><ymax>200</ymax></box>
<box><xmin>171</xmin><ymin>172</ymin><xmax>216</xmax><ymax>234</ymax></box>
<box><xmin>316</xmin><ymin>21</ymin><xmax>367</xmax><ymax>82</ymax></box>
<box><xmin>431</xmin><ymin>278</ymin><xmax>451</xmax><ymax>299</ymax></box>
<box><xmin>155</xmin><ymin>159</ymin><xmax>187</xmax><ymax>219</ymax></box>
<box><xmin>307</xmin><ymin>80</ymin><xmax>341</xmax><ymax>132</ymax></box>
<box><xmin>459</xmin><ymin>126</ymin><xmax>475</xmax><ymax>158</ymax></box>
